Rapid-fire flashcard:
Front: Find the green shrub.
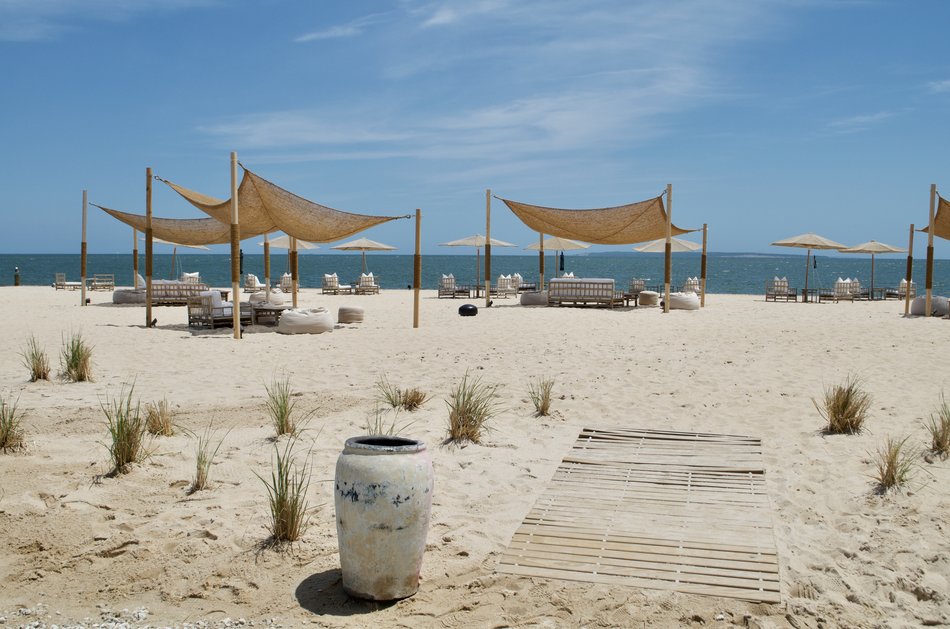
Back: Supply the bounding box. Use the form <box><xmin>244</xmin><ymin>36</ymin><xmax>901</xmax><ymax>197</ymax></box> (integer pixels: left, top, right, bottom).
<box><xmin>0</xmin><ymin>395</ymin><xmax>25</xmax><ymax>452</ymax></box>
<box><xmin>925</xmin><ymin>394</ymin><xmax>950</xmax><ymax>459</ymax></box>
<box><xmin>814</xmin><ymin>376</ymin><xmax>871</xmax><ymax>434</ymax></box>
<box><xmin>528</xmin><ymin>377</ymin><xmax>555</xmax><ymax>417</ymax></box>
<box><xmin>446</xmin><ymin>371</ymin><xmax>502</xmax><ymax>444</ymax></box>
<box><xmin>102</xmin><ymin>386</ymin><xmax>148</xmax><ymax>474</ymax></box>
<box><xmin>60</xmin><ymin>331</ymin><xmax>93</xmax><ymax>382</ymax></box>
<box><xmin>871</xmin><ymin>436</ymin><xmax>916</xmax><ymax>493</ymax></box>
<box><xmin>257</xmin><ymin>437</ymin><xmax>313</xmax><ymax>544</ymax></box>
<box><xmin>21</xmin><ymin>335</ymin><xmax>50</xmax><ymax>382</ymax></box>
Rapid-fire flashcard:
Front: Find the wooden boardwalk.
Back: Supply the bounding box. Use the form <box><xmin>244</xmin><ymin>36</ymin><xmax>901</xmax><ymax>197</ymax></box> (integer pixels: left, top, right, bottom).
<box><xmin>497</xmin><ymin>427</ymin><xmax>781</xmax><ymax>603</ymax></box>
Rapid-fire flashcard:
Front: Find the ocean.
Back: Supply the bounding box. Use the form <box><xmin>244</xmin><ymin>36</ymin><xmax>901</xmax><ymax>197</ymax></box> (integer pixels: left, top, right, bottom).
<box><xmin>3</xmin><ymin>252</ymin><xmax>948</xmax><ymax>295</ymax></box>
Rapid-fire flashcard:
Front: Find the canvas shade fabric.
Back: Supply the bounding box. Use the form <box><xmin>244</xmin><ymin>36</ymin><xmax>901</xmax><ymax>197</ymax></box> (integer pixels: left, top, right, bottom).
<box><xmin>499</xmin><ymin>195</ymin><xmax>692</xmax><ymax>245</ymax></box>
<box><xmin>96</xmin><ymin>205</ymin><xmax>239</xmax><ymax>246</ymax></box>
<box><xmin>918</xmin><ymin>195</ymin><xmax>950</xmax><ymax>240</ymax></box>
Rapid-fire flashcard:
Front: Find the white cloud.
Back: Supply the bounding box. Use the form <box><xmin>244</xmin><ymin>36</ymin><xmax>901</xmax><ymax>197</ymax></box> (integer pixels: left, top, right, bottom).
<box><xmin>294</xmin><ymin>13</ymin><xmax>390</xmax><ymax>43</ymax></box>
<box><xmin>927</xmin><ymin>79</ymin><xmax>950</xmax><ymax>93</ymax></box>
<box><xmin>827</xmin><ymin>111</ymin><xmax>895</xmax><ymax>133</ymax></box>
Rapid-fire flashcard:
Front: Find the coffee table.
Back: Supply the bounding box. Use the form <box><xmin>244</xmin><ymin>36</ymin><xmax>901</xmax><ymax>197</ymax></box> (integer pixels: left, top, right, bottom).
<box><xmin>251</xmin><ymin>303</ymin><xmax>290</xmax><ymax>325</ymax></box>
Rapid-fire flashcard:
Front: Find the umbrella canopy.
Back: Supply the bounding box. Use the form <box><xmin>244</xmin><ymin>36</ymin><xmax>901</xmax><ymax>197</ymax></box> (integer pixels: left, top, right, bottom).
<box><xmin>771</xmin><ymin>232</ymin><xmax>846</xmax><ymax>294</ymax></box>
<box><xmin>257</xmin><ymin>234</ymin><xmax>319</xmax><ymax>250</ymax></box>
<box><xmin>440</xmin><ymin>234</ymin><xmax>516</xmax><ymax>286</ymax></box>
<box><xmin>839</xmin><ymin>240</ymin><xmax>905</xmax><ymax>297</ymax></box>
<box><xmin>525</xmin><ymin>236</ymin><xmax>590</xmax><ymax>251</ymax></box>
<box><xmin>331</xmin><ymin>237</ymin><xmax>397</xmax><ymax>274</ymax></box>
<box><xmin>634</xmin><ymin>237</ymin><xmax>701</xmax><ymax>253</ymax></box>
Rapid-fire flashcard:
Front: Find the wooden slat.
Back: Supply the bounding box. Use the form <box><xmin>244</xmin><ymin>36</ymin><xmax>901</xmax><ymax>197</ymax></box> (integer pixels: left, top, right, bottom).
<box><xmin>496</xmin><ymin>427</ymin><xmax>782</xmax><ymax>604</ymax></box>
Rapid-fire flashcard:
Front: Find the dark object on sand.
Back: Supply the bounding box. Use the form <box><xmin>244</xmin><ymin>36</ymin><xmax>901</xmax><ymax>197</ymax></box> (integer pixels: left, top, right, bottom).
<box><xmin>459</xmin><ymin>304</ymin><xmax>477</xmax><ymax>317</ymax></box>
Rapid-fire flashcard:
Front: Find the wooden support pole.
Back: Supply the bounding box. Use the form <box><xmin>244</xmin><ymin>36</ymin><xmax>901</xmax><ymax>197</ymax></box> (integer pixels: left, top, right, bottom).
<box><xmin>904</xmin><ymin>223</ymin><xmax>915</xmax><ymax>316</ymax></box>
<box><xmin>539</xmin><ymin>232</ymin><xmax>545</xmax><ymax>291</ymax></box>
<box><xmin>132</xmin><ymin>228</ymin><xmax>139</xmax><ymax>289</ymax></box>
<box><xmin>700</xmin><ymin>223</ymin><xmax>708</xmax><ymax>307</ymax></box>
<box><xmin>146</xmin><ymin>168</ymin><xmax>153</xmax><ymax>327</ymax></box>
<box><xmin>663</xmin><ymin>184</ymin><xmax>672</xmax><ymax>313</ymax></box>
<box><xmin>291</xmin><ymin>237</ymin><xmax>299</xmax><ymax>308</ymax></box>
<box><xmin>925</xmin><ymin>184</ymin><xmax>936</xmax><ymax>316</ymax></box>
<box><xmin>81</xmin><ymin>190</ymin><xmax>87</xmax><ymax>306</ymax></box>
<box><xmin>485</xmin><ymin>188</ymin><xmax>492</xmax><ymax>307</ymax></box>
<box><xmin>264</xmin><ymin>233</ymin><xmax>271</xmax><ymax>293</ymax></box>
<box><xmin>413</xmin><ymin>208</ymin><xmax>421</xmax><ymax>328</ymax></box>
<box><xmin>230</xmin><ymin>152</ymin><xmax>241</xmax><ymax>338</ymax></box>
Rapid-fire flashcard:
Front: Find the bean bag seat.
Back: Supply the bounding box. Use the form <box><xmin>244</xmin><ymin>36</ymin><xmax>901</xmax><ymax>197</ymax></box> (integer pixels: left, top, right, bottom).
<box><xmin>338</xmin><ymin>306</ymin><xmax>364</xmax><ymax>323</ymax></box>
<box><xmin>249</xmin><ymin>291</ymin><xmax>268</xmax><ymax>305</ymax></box>
<box><xmin>910</xmin><ymin>295</ymin><xmax>949</xmax><ymax>316</ymax></box>
<box><xmin>266</xmin><ymin>290</ymin><xmax>286</xmax><ymax>305</ymax></box>
<box><xmin>638</xmin><ymin>290</ymin><xmax>660</xmax><ymax>306</ymax></box>
<box><xmin>277</xmin><ymin>307</ymin><xmax>334</xmax><ymax>334</ymax></box>
<box><xmin>459</xmin><ymin>304</ymin><xmax>478</xmax><ymax>316</ymax></box>
<box><xmin>520</xmin><ymin>291</ymin><xmax>548</xmax><ymax>306</ymax></box>
<box><xmin>112</xmin><ymin>289</ymin><xmax>145</xmax><ymax>304</ymax></box>
<box><xmin>668</xmin><ymin>291</ymin><xmax>700</xmax><ymax>311</ymax></box>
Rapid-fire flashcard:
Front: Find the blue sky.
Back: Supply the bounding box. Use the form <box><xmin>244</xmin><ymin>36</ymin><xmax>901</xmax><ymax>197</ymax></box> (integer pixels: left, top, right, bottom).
<box><xmin>2</xmin><ymin>0</ymin><xmax>949</xmax><ymax>256</ymax></box>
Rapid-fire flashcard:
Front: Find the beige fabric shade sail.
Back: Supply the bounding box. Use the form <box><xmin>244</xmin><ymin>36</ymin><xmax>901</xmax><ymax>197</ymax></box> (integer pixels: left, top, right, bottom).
<box><xmin>771</xmin><ymin>232</ymin><xmax>847</xmax><ymax>295</ymax></box>
<box><xmin>839</xmin><ymin>240</ymin><xmax>905</xmax><ymax>297</ymax></box>
<box><xmin>499</xmin><ymin>195</ymin><xmax>691</xmax><ymax>245</ymax></box>
<box><xmin>918</xmin><ymin>195</ymin><xmax>950</xmax><ymax>240</ymax></box>
<box><xmin>440</xmin><ymin>234</ymin><xmax>516</xmax><ymax>287</ymax></box>
<box><xmin>98</xmin><ymin>205</ymin><xmax>237</xmax><ymax>246</ymax></box>
<box><xmin>331</xmin><ymin>237</ymin><xmax>397</xmax><ymax>274</ymax></box>
<box><xmin>635</xmin><ymin>237</ymin><xmax>701</xmax><ymax>253</ymax></box>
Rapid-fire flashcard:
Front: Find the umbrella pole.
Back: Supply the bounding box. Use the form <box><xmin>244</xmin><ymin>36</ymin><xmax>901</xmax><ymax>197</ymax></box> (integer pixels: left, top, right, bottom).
<box><xmin>361</xmin><ymin>250</ymin><xmax>366</xmax><ymax>275</ymax></box>
<box><xmin>539</xmin><ymin>233</ymin><xmax>545</xmax><ymax>291</ymax></box>
<box><xmin>804</xmin><ymin>249</ymin><xmax>810</xmax><ymax>296</ymax></box>
<box><xmin>413</xmin><ymin>208</ymin><xmax>421</xmax><ymax>329</ymax></box>
<box><xmin>905</xmin><ymin>223</ymin><xmax>915</xmax><ymax>315</ymax></box>
<box><xmin>485</xmin><ymin>188</ymin><xmax>492</xmax><ymax>307</ymax></box>
<box><xmin>264</xmin><ymin>233</ymin><xmax>271</xmax><ymax>293</ymax></box>
<box><xmin>476</xmin><ymin>248</ymin><xmax>480</xmax><ymax>290</ymax></box>
<box><xmin>291</xmin><ymin>237</ymin><xmax>298</xmax><ymax>309</ymax></box>
<box><xmin>926</xmin><ymin>183</ymin><xmax>936</xmax><ymax>316</ymax></box>
<box><xmin>700</xmin><ymin>223</ymin><xmax>708</xmax><ymax>307</ymax></box>
<box><xmin>132</xmin><ymin>228</ymin><xmax>138</xmax><ymax>289</ymax></box>
<box><xmin>145</xmin><ymin>168</ymin><xmax>153</xmax><ymax>328</ymax></box>
<box><xmin>170</xmin><ymin>247</ymin><xmax>176</xmax><ymax>280</ymax></box>
<box><xmin>870</xmin><ymin>254</ymin><xmax>875</xmax><ymax>299</ymax></box>
<box><xmin>229</xmin><ymin>152</ymin><xmax>241</xmax><ymax>338</ymax></box>
<box><xmin>663</xmin><ymin>184</ymin><xmax>672</xmax><ymax>313</ymax></box>
<box><xmin>81</xmin><ymin>190</ymin><xmax>87</xmax><ymax>307</ymax></box>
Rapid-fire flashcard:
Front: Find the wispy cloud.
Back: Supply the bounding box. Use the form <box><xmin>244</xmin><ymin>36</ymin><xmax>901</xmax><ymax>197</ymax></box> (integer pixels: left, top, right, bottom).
<box><xmin>0</xmin><ymin>0</ymin><xmax>215</xmax><ymax>42</ymax></box>
<box><xmin>827</xmin><ymin>111</ymin><xmax>895</xmax><ymax>133</ymax></box>
<box><xmin>294</xmin><ymin>13</ymin><xmax>390</xmax><ymax>43</ymax></box>
<box><xmin>418</xmin><ymin>0</ymin><xmax>512</xmax><ymax>28</ymax></box>
<box><xmin>927</xmin><ymin>79</ymin><xmax>950</xmax><ymax>93</ymax></box>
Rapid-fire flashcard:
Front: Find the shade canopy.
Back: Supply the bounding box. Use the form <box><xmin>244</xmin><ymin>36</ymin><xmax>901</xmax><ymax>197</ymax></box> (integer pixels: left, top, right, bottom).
<box><xmin>258</xmin><ymin>234</ymin><xmax>319</xmax><ymax>250</ymax></box>
<box><xmin>918</xmin><ymin>194</ymin><xmax>950</xmax><ymax>240</ymax></box>
<box><xmin>770</xmin><ymin>233</ymin><xmax>846</xmax><ymax>250</ymax></box>
<box><xmin>524</xmin><ymin>236</ymin><xmax>590</xmax><ymax>251</ymax></box>
<box><xmin>331</xmin><ymin>237</ymin><xmax>397</xmax><ymax>274</ymax></box>
<box><xmin>635</xmin><ymin>237</ymin><xmax>701</xmax><ymax>253</ymax></box>
<box><xmin>440</xmin><ymin>234</ymin><xmax>516</xmax><ymax>248</ymax></box>
<box><xmin>839</xmin><ymin>240</ymin><xmax>905</xmax><ymax>255</ymax></box>
<box><xmin>140</xmin><ymin>236</ymin><xmax>210</xmax><ymax>250</ymax></box>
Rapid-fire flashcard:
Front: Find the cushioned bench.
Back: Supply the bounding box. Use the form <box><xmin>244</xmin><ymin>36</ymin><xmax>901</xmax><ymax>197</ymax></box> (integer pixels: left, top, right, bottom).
<box><xmin>547</xmin><ymin>278</ymin><xmax>624</xmax><ymax>308</ymax></box>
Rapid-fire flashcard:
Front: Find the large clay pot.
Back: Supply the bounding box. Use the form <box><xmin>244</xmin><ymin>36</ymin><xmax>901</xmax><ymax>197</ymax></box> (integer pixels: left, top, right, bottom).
<box><xmin>334</xmin><ymin>436</ymin><xmax>433</xmax><ymax>600</ymax></box>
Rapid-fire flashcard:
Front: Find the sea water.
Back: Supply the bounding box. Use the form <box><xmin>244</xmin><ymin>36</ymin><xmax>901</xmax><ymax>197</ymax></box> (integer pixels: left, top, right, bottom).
<box><xmin>2</xmin><ymin>253</ymin><xmax>947</xmax><ymax>295</ymax></box>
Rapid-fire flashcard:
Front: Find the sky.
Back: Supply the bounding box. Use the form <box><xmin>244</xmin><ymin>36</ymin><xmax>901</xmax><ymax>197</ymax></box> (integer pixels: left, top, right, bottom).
<box><xmin>2</xmin><ymin>0</ymin><xmax>949</xmax><ymax>256</ymax></box>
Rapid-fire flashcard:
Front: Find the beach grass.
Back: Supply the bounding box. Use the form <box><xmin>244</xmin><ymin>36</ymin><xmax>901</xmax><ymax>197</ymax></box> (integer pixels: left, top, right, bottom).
<box><xmin>871</xmin><ymin>436</ymin><xmax>915</xmax><ymax>493</ymax></box>
<box><xmin>0</xmin><ymin>395</ymin><xmax>25</xmax><ymax>452</ymax></box>
<box><xmin>375</xmin><ymin>374</ymin><xmax>429</xmax><ymax>411</ymax></box>
<box><xmin>145</xmin><ymin>398</ymin><xmax>174</xmax><ymax>436</ymax></box>
<box><xmin>21</xmin><ymin>335</ymin><xmax>50</xmax><ymax>382</ymax></box>
<box><xmin>60</xmin><ymin>331</ymin><xmax>93</xmax><ymax>382</ymax></box>
<box><xmin>925</xmin><ymin>394</ymin><xmax>950</xmax><ymax>459</ymax></box>
<box><xmin>528</xmin><ymin>376</ymin><xmax>555</xmax><ymax>417</ymax></box>
<box><xmin>814</xmin><ymin>376</ymin><xmax>871</xmax><ymax>435</ymax></box>
<box><xmin>101</xmin><ymin>386</ymin><xmax>148</xmax><ymax>475</ymax></box>
<box><xmin>446</xmin><ymin>370</ymin><xmax>502</xmax><ymax>444</ymax></box>
<box><xmin>189</xmin><ymin>422</ymin><xmax>227</xmax><ymax>494</ymax></box>
<box><xmin>265</xmin><ymin>375</ymin><xmax>312</xmax><ymax>438</ymax></box>
<box><xmin>257</xmin><ymin>437</ymin><xmax>312</xmax><ymax>544</ymax></box>
<box><xmin>364</xmin><ymin>405</ymin><xmax>415</xmax><ymax>437</ymax></box>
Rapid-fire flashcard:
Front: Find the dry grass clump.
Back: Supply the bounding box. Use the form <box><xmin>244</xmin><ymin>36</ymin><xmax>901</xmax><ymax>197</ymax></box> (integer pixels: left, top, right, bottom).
<box><xmin>102</xmin><ymin>386</ymin><xmax>149</xmax><ymax>475</ymax></box>
<box><xmin>60</xmin><ymin>331</ymin><xmax>93</xmax><ymax>382</ymax></box>
<box><xmin>925</xmin><ymin>394</ymin><xmax>950</xmax><ymax>460</ymax></box>
<box><xmin>0</xmin><ymin>395</ymin><xmax>25</xmax><ymax>452</ymax></box>
<box><xmin>265</xmin><ymin>376</ymin><xmax>312</xmax><ymax>438</ymax></box>
<box><xmin>189</xmin><ymin>422</ymin><xmax>227</xmax><ymax>494</ymax></box>
<box><xmin>257</xmin><ymin>437</ymin><xmax>313</xmax><ymax>544</ymax></box>
<box><xmin>871</xmin><ymin>436</ymin><xmax>916</xmax><ymax>493</ymax></box>
<box><xmin>364</xmin><ymin>406</ymin><xmax>415</xmax><ymax>437</ymax></box>
<box><xmin>528</xmin><ymin>377</ymin><xmax>555</xmax><ymax>417</ymax></box>
<box><xmin>145</xmin><ymin>398</ymin><xmax>174</xmax><ymax>436</ymax></box>
<box><xmin>446</xmin><ymin>371</ymin><xmax>502</xmax><ymax>444</ymax></box>
<box><xmin>375</xmin><ymin>375</ymin><xmax>429</xmax><ymax>411</ymax></box>
<box><xmin>21</xmin><ymin>335</ymin><xmax>50</xmax><ymax>382</ymax></box>
<box><xmin>814</xmin><ymin>376</ymin><xmax>871</xmax><ymax>435</ymax></box>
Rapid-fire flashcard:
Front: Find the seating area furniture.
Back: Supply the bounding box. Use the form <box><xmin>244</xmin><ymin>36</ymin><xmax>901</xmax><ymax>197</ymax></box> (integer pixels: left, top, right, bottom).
<box><xmin>280</xmin><ymin>274</ymin><xmax>294</xmax><ymax>292</ymax></box>
<box><xmin>765</xmin><ymin>278</ymin><xmax>797</xmax><ymax>302</ymax></box>
<box><xmin>151</xmin><ymin>280</ymin><xmax>211</xmax><ymax>306</ymax></box>
<box><xmin>438</xmin><ymin>274</ymin><xmax>462</xmax><ymax>298</ymax></box>
<box><xmin>681</xmin><ymin>277</ymin><xmax>700</xmax><ymax>293</ymax></box>
<box><xmin>187</xmin><ymin>291</ymin><xmax>251</xmax><ymax>329</ymax></box>
<box><xmin>886</xmin><ymin>279</ymin><xmax>916</xmax><ymax>300</ymax></box>
<box><xmin>88</xmin><ymin>274</ymin><xmax>115</xmax><ymax>291</ymax></box>
<box><xmin>625</xmin><ymin>278</ymin><xmax>646</xmax><ymax>306</ymax></box>
<box><xmin>244</xmin><ymin>274</ymin><xmax>264</xmax><ymax>293</ymax></box>
<box><xmin>54</xmin><ymin>273</ymin><xmax>82</xmax><ymax>290</ymax></box>
<box><xmin>547</xmin><ymin>277</ymin><xmax>625</xmax><ymax>308</ymax></box>
<box><xmin>322</xmin><ymin>273</ymin><xmax>352</xmax><ymax>295</ymax></box>
<box><xmin>512</xmin><ymin>273</ymin><xmax>536</xmax><ymax>292</ymax></box>
<box><xmin>668</xmin><ymin>292</ymin><xmax>700</xmax><ymax>310</ymax></box>
<box><xmin>277</xmin><ymin>307</ymin><xmax>334</xmax><ymax>334</ymax></box>
<box><xmin>251</xmin><ymin>302</ymin><xmax>289</xmax><ymax>325</ymax></box>
<box><xmin>355</xmin><ymin>273</ymin><xmax>380</xmax><ymax>295</ymax></box>
<box><xmin>495</xmin><ymin>275</ymin><xmax>518</xmax><ymax>298</ymax></box>
<box><xmin>638</xmin><ymin>290</ymin><xmax>660</xmax><ymax>306</ymax></box>
<box><xmin>180</xmin><ymin>272</ymin><xmax>202</xmax><ymax>284</ymax></box>
<box><xmin>832</xmin><ymin>278</ymin><xmax>854</xmax><ymax>302</ymax></box>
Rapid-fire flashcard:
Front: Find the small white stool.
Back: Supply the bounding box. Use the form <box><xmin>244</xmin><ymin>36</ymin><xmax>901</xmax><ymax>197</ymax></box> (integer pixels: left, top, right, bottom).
<box><xmin>638</xmin><ymin>290</ymin><xmax>660</xmax><ymax>306</ymax></box>
<box><xmin>338</xmin><ymin>305</ymin><xmax>365</xmax><ymax>323</ymax></box>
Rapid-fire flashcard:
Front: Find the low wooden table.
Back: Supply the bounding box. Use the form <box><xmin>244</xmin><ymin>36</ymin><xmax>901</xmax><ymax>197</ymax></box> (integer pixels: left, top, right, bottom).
<box><xmin>251</xmin><ymin>303</ymin><xmax>289</xmax><ymax>325</ymax></box>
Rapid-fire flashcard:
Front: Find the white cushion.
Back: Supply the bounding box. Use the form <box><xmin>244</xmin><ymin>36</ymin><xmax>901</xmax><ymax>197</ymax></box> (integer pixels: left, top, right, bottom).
<box><xmin>278</xmin><ymin>307</ymin><xmax>334</xmax><ymax>334</ymax></box>
<box><xmin>669</xmin><ymin>292</ymin><xmax>700</xmax><ymax>310</ymax></box>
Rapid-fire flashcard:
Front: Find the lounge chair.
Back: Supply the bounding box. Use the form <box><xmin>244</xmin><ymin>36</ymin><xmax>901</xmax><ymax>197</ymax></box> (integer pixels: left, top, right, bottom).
<box><xmin>512</xmin><ymin>272</ymin><xmax>536</xmax><ymax>292</ymax></box>
<box><xmin>280</xmin><ymin>274</ymin><xmax>294</xmax><ymax>293</ymax></box>
<box><xmin>765</xmin><ymin>278</ymin><xmax>797</xmax><ymax>302</ymax></box>
<box><xmin>88</xmin><ymin>274</ymin><xmax>115</xmax><ymax>291</ymax></box>
<box><xmin>187</xmin><ymin>290</ymin><xmax>251</xmax><ymax>329</ymax></box>
<box><xmin>832</xmin><ymin>278</ymin><xmax>854</xmax><ymax>302</ymax></box>
<box><xmin>244</xmin><ymin>273</ymin><xmax>264</xmax><ymax>293</ymax></box>
<box><xmin>180</xmin><ymin>272</ymin><xmax>202</xmax><ymax>284</ymax></box>
<box><xmin>438</xmin><ymin>274</ymin><xmax>459</xmax><ymax>298</ymax></box>
<box><xmin>496</xmin><ymin>275</ymin><xmax>518</xmax><ymax>298</ymax></box>
<box><xmin>889</xmin><ymin>279</ymin><xmax>916</xmax><ymax>300</ymax></box>
<box><xmin>681</xmin><ymin>277</ymin><xmax>700</xmax><ymax>293</ymax></box>
<box><xmin>54</xmin><ymin>273</ymin><xmax>82</xmax><ymax>291</ymax></box>
<box><xmin>355</xmin><ymin>273</ymin><xmax>380</xmax><ymax>295</ymax></box>
<box><xmin>625</xmin><ymin>278</ymin><xmax>646</xmax><ymax>306</ymax></box>
<box><xmin>322</xmin><ymin>273</ymin><xmax>351</xmax><ymax>295</ymax></box>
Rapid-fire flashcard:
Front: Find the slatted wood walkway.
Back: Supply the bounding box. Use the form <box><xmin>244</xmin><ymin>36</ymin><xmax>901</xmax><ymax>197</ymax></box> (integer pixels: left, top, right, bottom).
<box><xmin>497</xmin><ymin>427</ymin><xmax>781</xmax><ymax>603</ymax></box>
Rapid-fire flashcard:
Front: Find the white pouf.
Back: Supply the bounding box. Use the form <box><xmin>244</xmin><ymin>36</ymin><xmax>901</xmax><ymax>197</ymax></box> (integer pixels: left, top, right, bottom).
<box><xmin>112</xmin><ymin>289</ymin><xmax>145</xmax><ymax>304</ymax></box>
<box><xmin>277</xmin><ymin>307</ymin><xmax>334</xmax><ymax>334</ymax></box>
<box><xmin>638</xmin><ymin>290</ymin><xmax>660</xmax><ymax>306</ymax></box>
<box><xmin>520</xmin><ymin>291</ymin><xmax>548</xmax><ymax>306</ymax></box>
<box><xmin>249</xmin><ymin>292</ymin><xmax>267</xmax><ymax>305</ymax></box>
<box><xmin>668</xmin><ymin>291</ymin><xmax>700</xmax><ymax>311</ymax></box>
<box><xmin>338</xmin><ymin>306</ymin><xmax>364</xmax><ymax>323</ymax></box>
<box><xmin>910</xmin><ymin>295</ymin><xmax>949</xmax><ymax>316</ymax></box>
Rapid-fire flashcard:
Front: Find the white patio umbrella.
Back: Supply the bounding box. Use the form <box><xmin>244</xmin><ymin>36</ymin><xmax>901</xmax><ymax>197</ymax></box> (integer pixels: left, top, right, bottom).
<box><xmin>525</xmin><ymin>236</ymin><xmax>589</xmax><ymax>276</ymax></box>
<box><xmin>257</xmin><ymin>234</ymin><xmax>319</xmax><ymax>250</ymax></box>
<box><xmin>770</xmin><ymin>232</ymin><xmax>846</xmax><ymax>295</ymax></box>
<box><xmin>839</xmin><ymin>240</ymin><xmax>905</xmax><ymax>298</ymax></box>
<box><xmin>331</xmin><ymin>237</ymin><xmax>397</xmax><ymax>274</ymax></box>
<box><xmin>439</xmin><ymin>234</ymin><xmax>516</xmax><ymax>287</ymax></box>
<box><xmin>634</xmin><ymin>237</ymin><xmax>701</xmax><ymax>253</ymax></box>
<box><xmin>140</xmin><ymin>237</ymin><xmax>209</xmax><ymax>280</ymax></box>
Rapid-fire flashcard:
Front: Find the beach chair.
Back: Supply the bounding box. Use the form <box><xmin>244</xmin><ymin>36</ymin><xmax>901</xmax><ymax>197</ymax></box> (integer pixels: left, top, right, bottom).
<box><xmin>180</xmin><ymin>272</ymin><xmax>202</xmax><ymax>284</ymax></box>
<box><xmin>322</xmin><ymin>273</ymin><xmax>351</xmax><ymax>295</ymax></box>
<box><xmin>244</xmin><ymin>273</ymin><xmax>264</xmax><ymax>293</ymax></box>
<box><xmin>512</xmin><ymin>272</ymin><xmax>536</xmax><ymax>292</ymax></box>
<box><xmin>280</xmin><ymin>273</ymin><xmax>294</xmax><ymax>293</ymax></box>
<box><xmin>54</xmin><ymin>273</ymin><xmax>82</xmax><ymax>291</ymax></box>
<box><xmin>89</xmin><ymin>274</ymin><xmax>115</xmax><ymax>291</ymax></box>
<box><xmin>496</xmin><ymin>274</ymin><xmax>518</xmax><ymax>298</ymax></box>
<box><xmin>438</xmin><ymin>274</ymin><xmax>458</xmax><ymax>298</ymax></box>
<box><xmin>355</xmin><ymin>273</ymin><xmax>380</xmax><ymax>295</ymax></box>
<box><xmin>833</xmin><ymin>278</ymin><xmax>854</xmax><ymax>302</ymax></box>
<box><xmin>895</xmin><ymin>279</ymin><xmax>916</xmax><ymax>300</ymax></box>
<box><xmin>765</xmin><ymin>277</ymin><xmax>796</xmax><ymax>302</ymax></box>
<box><xmin>682</xmin><ymin>277</ymin><xmax>700</xmax><ymax>293</ymax></box>
<box><xmin>187</xmin><ymin>290</ymin><xmax>251</xmax><ymax>329</ymax></box>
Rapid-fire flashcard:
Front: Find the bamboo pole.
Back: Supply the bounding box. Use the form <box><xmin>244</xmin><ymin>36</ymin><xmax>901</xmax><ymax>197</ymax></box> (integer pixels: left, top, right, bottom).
<box><xmin>485</xmin><ymin>188</ymin><xmax>492</xmax><ymax>307</ymax></box>
<box><xmin>804</xmin><ymin>250</ymin><xmax>811</xmax><ymax>296</ymax></box>
<box><xmin>904</xmin><ymin>223</ymin><xmax>915</xmax><ymax>316</ymax></box>
<box><xmin>925</xmin><ymin>184</ymin><xmax>936</xmax><ymax>317</ymax></box>
<box><xmin>700</xmin><ymin>223</ymin><xmax>708</xmax><ymax>307</ymax></box>
<box><xmin>539</xmin><ymin>232</ymin><xmax>545</xmax><ymax>291</ymax></box>
<box><xmin>663</xmin><ymin>184</ymin><xmax>672</xmax><ymax>313</ymax></box>
<box><xmin>291</xmin><ymin>237</ymin><xmax>299</xmax><ymax>308</ymax></box>
<box><xmin>132</xmin><ymin>228</ymin><xmax>139</xmax><ymax>289</ymax></box>
<box><xmin>413</xmin><ymin>209</ymin><xmax>421</xmax><ymax>328</ymax></box>
<box><xmin>146</xmin><ymin>168</ymin><xmax>153</xmax><ymax>327</ymax></box>
<box><xmin>81</xmin><ymin>190</ymin><xmax>87</xmax><ymax>306</ymax></box>
<box><xmin>230</xmin><ymin>152</ymin><xmax>241</xmax><ymax>338</ymax></box>
<box><xmin>264</xmin><ymin>233</ymin><xmax>271</xmax><ymax>293</ymax></box>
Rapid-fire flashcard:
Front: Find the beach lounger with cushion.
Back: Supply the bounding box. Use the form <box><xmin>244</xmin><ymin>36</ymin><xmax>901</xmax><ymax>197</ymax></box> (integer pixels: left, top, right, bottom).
<box><xmin>244</xmin><ymin>273</ymin><xmax>264</xmax><ymax>293</ymax></box>
<box><xmin>438</xmin><ymin>274</ymin><xmax>460</xmax><ymax>298</ymax></box>
<box><xmin>187</xmin><ymin>290</ymin><xmax>251</xmax><ymax>329</ymax></box>
<box><xmin>355</xmin><ymin>273</ymin><xmax>380</xmax><ymax>295</ymax></box>
<box><xmin>280</xmin><ymin>273</ymin><xmax>294</xmax><ymax>293</ymax></box>
<box><xmin>765</xmin><ymin>277</ymin><xmax>797</xmax><ymax>302</ymax></box>
<box><xmin>151</xmin><ymin>280</ymin><xmax>210</xmax><ymax>306</ymax></box>
<box><xmin>547</xmin><ymin>277</ymin><xmax>624</xmax><ymax>308</ymax></box>
<box><xmin>681</xmin><ymin>277</ymin><xmax>700</xmax><ymax>293</ymax></box>
<box><xmin>512</xmin><ymin>273</ymin><xmax>536</xmax><ymax>292</ymax></box>
<box><xmin>89</xmin><ymin>274</ymin><xmax>115</xmax><ymax>291</ymax></box>
<box><xmin>322</xmin><ymin>273</ymin><xmax>352</xmax><ymax>295</ymax></box>
<box><xmin>831</xmin><ymin>278</ymin><xmax>854</xmax><ymax>302</ymax></box>
<box><xmin>496</xmin><ymin>274</ymin><xmax>518</xmax><ymax>298</ymax></box>
<box><xmin>180</xmin><ymin>272</ymin><xmax>202</xmax><ymax>284</ymax></box>
<box><xmin>54</xmin><ymin>273</ymin><xmax>82</xmax><ymax>290</ymax></box>
<box><xmin>887</xmin><ymin>278</ymin><xmax>916</xmax><ymax>300</ymax></box>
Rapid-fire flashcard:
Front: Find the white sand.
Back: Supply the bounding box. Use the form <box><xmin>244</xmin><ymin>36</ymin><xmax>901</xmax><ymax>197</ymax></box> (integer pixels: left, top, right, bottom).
<box><xmin>0</xmin><ymin>287</ymin><xmax>948</xmax><ymax>628</ymax></box>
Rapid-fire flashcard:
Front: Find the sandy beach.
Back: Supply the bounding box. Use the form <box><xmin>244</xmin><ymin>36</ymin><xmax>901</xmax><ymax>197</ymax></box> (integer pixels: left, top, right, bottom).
<box><xmin>1</xmin><ymin>286</ymin><xmax>948</xmax><ymax>628</ymax></box>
